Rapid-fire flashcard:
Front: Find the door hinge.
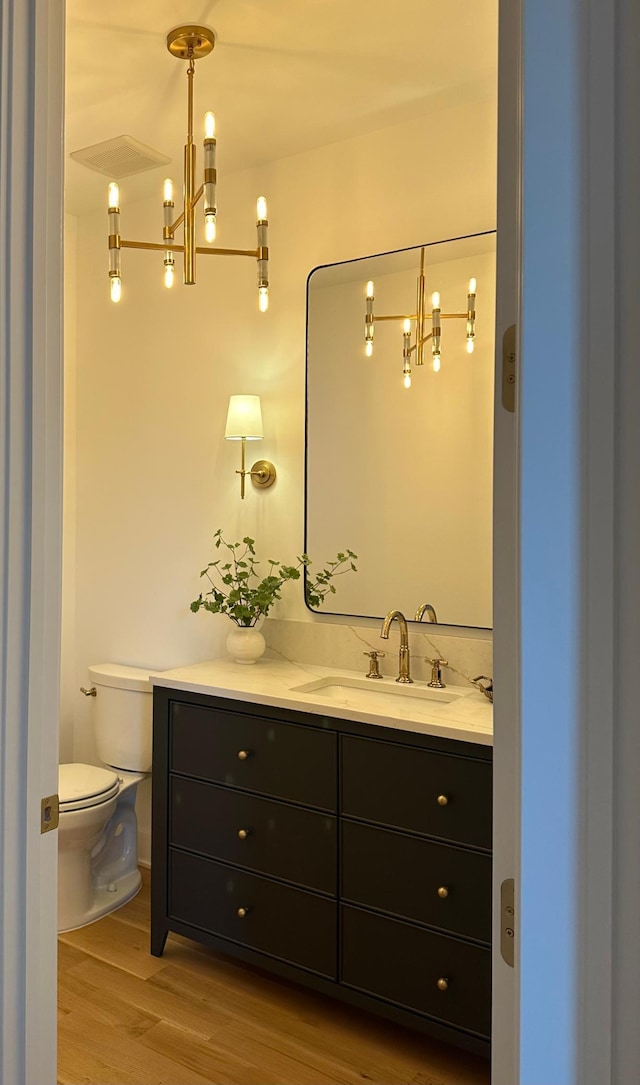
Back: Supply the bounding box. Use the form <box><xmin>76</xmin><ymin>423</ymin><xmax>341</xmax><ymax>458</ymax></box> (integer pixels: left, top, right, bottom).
<box><xmin>41</xmin><ymin>793</ymin><xmax>59</xmax><ymax>834</ymax></box>
<box><xmin>500</xmin><ymin>877</ymin><xmax>515</xmax><ymax>966</ymax></box>
<box><xmin>502</xmin><ymin>324</ymin><xmax>517</xmax><ymax>412</ymax></box>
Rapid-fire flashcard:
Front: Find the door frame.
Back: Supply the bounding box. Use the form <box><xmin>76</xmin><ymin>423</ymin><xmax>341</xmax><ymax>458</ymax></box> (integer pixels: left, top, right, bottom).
<box><xmin>0</xmin><ymin>1</ymin><xmax>64</xmax><ymax>1082</ymax></box>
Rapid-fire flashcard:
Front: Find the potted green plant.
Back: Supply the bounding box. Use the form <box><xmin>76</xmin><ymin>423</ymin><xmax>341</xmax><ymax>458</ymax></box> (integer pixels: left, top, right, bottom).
<box><xmin>190</xmin><ymin>529</ymin><xmax>357</xmax><ymax>663</ymax></box>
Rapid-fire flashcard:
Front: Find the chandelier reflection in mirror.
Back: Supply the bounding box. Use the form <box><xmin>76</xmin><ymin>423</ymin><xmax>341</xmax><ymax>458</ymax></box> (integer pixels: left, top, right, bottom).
<box><xmin>363</xmin><ymin>247</ymin><xmax>475</xmax><ymax>388</ymax></box>
<box><xmin>107</xmin><ymin>25</ymin><xmax>269</xmax><ymax>310</ymax></box>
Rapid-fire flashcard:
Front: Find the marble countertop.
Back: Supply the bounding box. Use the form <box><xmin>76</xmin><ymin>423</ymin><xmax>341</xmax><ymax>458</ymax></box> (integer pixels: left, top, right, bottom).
<box><xmin>150</xmin><ymin>658</ymin><xmax>493</xmax><ymax>747</ymax></box>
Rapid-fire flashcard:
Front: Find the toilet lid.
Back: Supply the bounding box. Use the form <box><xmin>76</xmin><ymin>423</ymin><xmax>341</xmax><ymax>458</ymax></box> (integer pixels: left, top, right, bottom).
<box><xmin>59</xmin><ymin>763</ymin><xmax>120</xmax><ymax>811</ymax></box>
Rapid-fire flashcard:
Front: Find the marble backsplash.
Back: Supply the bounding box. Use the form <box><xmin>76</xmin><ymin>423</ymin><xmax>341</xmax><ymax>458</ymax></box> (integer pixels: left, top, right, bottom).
<box><xmin>263</xmin><ymin>617</ymin><xmax>492</xmax><ymax>690</ymax></box>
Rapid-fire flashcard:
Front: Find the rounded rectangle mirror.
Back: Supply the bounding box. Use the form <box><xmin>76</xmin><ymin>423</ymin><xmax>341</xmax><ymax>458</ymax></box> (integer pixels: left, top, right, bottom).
<box><xmin>305</xmin><ymin>230</ymin><xmax>496</xmax><ymax>629</ymax></box>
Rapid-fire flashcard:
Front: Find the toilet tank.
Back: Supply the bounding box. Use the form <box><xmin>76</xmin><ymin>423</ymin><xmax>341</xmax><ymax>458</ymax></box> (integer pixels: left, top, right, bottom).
<box><xmin>88</xmin><ymin>663</ymin><xmax>153</xmax><ymax>772</ymax></box>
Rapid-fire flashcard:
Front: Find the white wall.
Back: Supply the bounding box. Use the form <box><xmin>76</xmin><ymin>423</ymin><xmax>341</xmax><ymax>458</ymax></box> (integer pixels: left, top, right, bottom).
<box><xmin>64</xmin><ymin>92</ymin><xmax>496</xmax><ymax>860</ymax></box>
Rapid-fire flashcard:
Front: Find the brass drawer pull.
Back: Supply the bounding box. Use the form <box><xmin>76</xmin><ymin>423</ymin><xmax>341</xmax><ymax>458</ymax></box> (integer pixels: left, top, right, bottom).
<box><xmin>437</xmin><ymin>794</ymin><xmax>449</xmax><ymax>806</ymax></box>
<box><xmin>237</xmin><ymin>828</ymin><xmax>250</xmax><ymax>840</ymax></box>
<box><xmin>237</xmin><ymin>906</ymin><xmax>250</xmax><ymax>918</ymax></box>
<box><xmin>437</xmin><ymin>886</ymin><xmax>449</xmax><ymax>899</ymax></box>
<box><xmin>237</xmin><ymin>749</ymin><xmax>251</xmax><ymax>761</ymax></box>
<box><xmin>437</xmin><ymin>977</ymin><xmax>449</xmax><ymax>992</ymax></box>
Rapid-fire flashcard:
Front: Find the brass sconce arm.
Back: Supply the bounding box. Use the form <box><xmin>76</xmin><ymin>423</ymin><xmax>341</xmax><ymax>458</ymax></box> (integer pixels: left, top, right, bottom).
<box><xmin>235</xmin><ymin>438</ymin><xmax>277</xmax><ymax>500</ymax></box>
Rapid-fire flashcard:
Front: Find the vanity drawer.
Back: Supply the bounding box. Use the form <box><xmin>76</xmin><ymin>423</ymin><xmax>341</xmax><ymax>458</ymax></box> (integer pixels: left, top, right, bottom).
<box><xmin>341</xmin><ymin>820</ymin><xmax>491</xmax><ymax>943</ymax></box>
<box><xmin>170</xmin><ymin>777</ymin><xmax>336</xmax><ymax>894</ymax></box>
<box><xmin>340</xmin><ymin>735</ymin><xmax>491</xmax><ymax>850</ymax></box>
<box><xmin>169</xmin><ymin>849</ymin><xmax>337</xmax><ymax>979</ymax></box>
<box><xmin>341</xmin><ymin>905</ymin><xmax>491</xmax><ymax>1038</ymax></box>
<box><xmin>169</xmin><ymin>700</ymin><xmax>337</xmax><ymax>811</ymax></box>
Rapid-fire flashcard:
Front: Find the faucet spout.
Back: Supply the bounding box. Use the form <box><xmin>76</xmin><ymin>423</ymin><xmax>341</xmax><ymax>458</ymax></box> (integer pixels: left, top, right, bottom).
<box><xmin>415</xmin><ymin>602</ymin><xmax>438</xmax><ymax>623</ymax></box>
<box><xmin>380</xmin><ymin>609</ymin><xmax>413</xmax><ymax>684</ymax></box>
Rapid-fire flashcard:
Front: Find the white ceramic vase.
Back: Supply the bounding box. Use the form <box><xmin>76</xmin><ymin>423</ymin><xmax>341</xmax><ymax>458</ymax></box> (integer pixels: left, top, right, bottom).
<box><xmin>226</xmin><ymin>624</ymin><xmax>266</xmax><ymax>665</ymax></box>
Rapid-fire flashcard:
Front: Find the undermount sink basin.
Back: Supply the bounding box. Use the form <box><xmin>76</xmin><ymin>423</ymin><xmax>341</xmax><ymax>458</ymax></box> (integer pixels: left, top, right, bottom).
<box><xmin>290</xmin><ymin>675</ymin><xmax>463</xmax><ymax>706</ymax></box>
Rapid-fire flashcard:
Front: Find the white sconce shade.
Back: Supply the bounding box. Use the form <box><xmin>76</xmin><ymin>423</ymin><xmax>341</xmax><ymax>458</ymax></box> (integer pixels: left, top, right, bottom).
<box><xmin>225</xmin><ymin>395</ymin><xmax>264</xmax><ymax>440</ymax></box>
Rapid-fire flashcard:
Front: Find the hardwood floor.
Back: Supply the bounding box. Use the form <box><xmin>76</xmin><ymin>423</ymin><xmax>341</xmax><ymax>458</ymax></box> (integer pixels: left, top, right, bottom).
<box><xmin>58</xmin><ymin>870</ymin><xmax>490</xmax><ymax>1085</ymax></box>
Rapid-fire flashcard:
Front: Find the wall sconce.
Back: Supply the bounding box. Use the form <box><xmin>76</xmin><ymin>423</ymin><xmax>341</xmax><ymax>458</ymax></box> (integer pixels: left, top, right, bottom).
<box><xmin>224</xmin><ymin>395</ymin><xmax>276</xmax><ymax>499</ymax></box>
<box><xmin>107</xmin><ymin>25</ymin><xmax>269</xmax><ymax>308</ymax></box>
<box><xmin>364</xmin><ymin>248</ymin><xmax>476</xmax><ymax>387</ymax></box>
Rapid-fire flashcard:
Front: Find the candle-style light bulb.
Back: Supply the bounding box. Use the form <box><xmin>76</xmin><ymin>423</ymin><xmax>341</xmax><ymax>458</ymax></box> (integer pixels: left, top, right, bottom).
<box><xmin>204</xmin><ymin>111</ymin><xmax>216</xmax><ymax>139</ymax></box>
<box><xmin>466</xmin><ymin>278</ymin><xmax>476</xmax><ymax>348</ymax></box>
<box><xmin>164</xmin><ymin>264</ymin><xmax>174</xmax><ymax>289</ymax></box>
<box><xmin>433</xmin><ymin>354</ymin><xmax>441</xmax><ymax>373</ymax></box>
<box><xmin>205</xmin><ymin>215</ymin><xmax>216</xmax><ymax>242</ymax></box>
<box><xmin>366</xmin><ymin>280</ymin><xmax>374</xmax><ymax>298</ymax></box>
<box><xmin>402</xmin><ymin>318</ymin><xmax>412</xmax><ymax>386</ymax></box>
<box><xmin>258</xmin><ymin>286</ymin><xmax>269</xmax><ymax>312</ymax></box>
<box><xmin>432</xmin><ymin>291</ymin><xmax>440</xmax><ymax>309</ymax></box>
<box><xmin>365</xmin><ymin>341</ymin><xmax>373</xmax><ymax>357</ymax></box>
<box><xmin>163</xmin><ymin>178</ymin><xmax>174</xmax><ymax>203</ymax></box>
<box><xmin>110</xmin><ymin>276</ymin><xmax>121</xmax><ymax>303</ymax></box>
<box><xmin>257</xmin><ymin>196</ymin><xmax>268</xmax><ymax>221</ymax></box>
<box><xmin>108</xmin><ymin>182</ymin><xmax>119</xmax><ymax>209</ymax></box>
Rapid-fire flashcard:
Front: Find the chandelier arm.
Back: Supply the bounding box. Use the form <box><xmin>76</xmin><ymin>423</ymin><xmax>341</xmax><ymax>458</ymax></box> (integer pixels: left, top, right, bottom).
<box><xmin>372</xmin><ymin>314</ymin><xmax>420</xmax><ymax>322</ymax></box>
<box><xmin>191</xmin><ymin>184</ymin><xmax>204</xmax><ymax>209</ymax></box>
<box><xmin>417</xmin><ymin>331</ymin><xmax>435</xmax><ymax>348</ymax></box>
<box><xmin>196</xmin><ymin>246</ymin><xmax>259</xmax><ymax>258</ymax></box>
<box><xmin>118</xmin><ymin>239</ymin><xmax>261</xmax><ymax>259</ymax></box>
<box><xmin>121</xmin><ymin>240</ymin><xmax>183</xmax><ymax>252</ymax></box>
<box><xmin>170</xmin><ymin>210</ymin><xmax>185</xmax><ymax>233</ymax></box>
<box><xmin>440</xmin><ymin>312</ymin><xmax>469</xmax><ymax>319</ymax></box>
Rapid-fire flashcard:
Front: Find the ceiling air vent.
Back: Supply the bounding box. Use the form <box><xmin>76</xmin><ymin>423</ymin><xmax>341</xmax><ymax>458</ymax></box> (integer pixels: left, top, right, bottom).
<box><xmin>69</xmin><ymin>135</ymin><xmax>171</xmax><ymax>179</ymax></box>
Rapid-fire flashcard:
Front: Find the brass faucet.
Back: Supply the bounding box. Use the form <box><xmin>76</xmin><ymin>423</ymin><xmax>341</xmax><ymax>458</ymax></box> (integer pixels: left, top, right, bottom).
<box><xmin>380</xmin><ymin>609</ymin><xmax>413</xmax><ymax>683</ymax></box>
<box><xmin>415</xmin><ymin>602</ymin><xmax>438</xmax><ymax>623</ymax></box>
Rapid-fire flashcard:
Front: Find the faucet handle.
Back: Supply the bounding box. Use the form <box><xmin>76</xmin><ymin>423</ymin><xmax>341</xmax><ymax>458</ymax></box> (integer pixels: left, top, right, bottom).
<box><xmin>426</xmin><ymin>657</ymin><xmax>448</xmax><ymax>688</ymax></box>
<box><xmin>364</xmin><ymin>650</ymin><xmax>385</xmax><ymax>679</ymax></box>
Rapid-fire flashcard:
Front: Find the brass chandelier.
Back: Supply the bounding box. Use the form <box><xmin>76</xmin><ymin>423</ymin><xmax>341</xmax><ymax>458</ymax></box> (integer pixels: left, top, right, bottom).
<box><xmin>364</xmin><ymin>247</ymin><xmax>476</xmax><ymax>388</ymax></box>
<box><xmin>107</xmin><ymin>25</ymin><xmax>269</xmax><ymax>308</ymax></box>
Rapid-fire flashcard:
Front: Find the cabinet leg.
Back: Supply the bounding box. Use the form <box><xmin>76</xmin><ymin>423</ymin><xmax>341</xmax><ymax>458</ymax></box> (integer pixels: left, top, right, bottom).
<box><xmin>150</xmin><ymin>925</ymin><xmax>169</xmax><ymax>957</ymax></box>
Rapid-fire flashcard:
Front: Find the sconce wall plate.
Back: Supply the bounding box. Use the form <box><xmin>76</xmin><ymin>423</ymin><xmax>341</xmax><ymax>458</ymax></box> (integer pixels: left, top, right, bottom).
<box><xmin>249</xmin><ymin>459</ymin><xmax>277</xmax><ymax>489</ymax></box>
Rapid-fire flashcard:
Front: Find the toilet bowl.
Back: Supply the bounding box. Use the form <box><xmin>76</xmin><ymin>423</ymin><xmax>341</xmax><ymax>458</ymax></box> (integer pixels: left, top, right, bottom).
<box><xmin>57</xmin><ymin>663</ymin><xmax>153</xmax><ymax>933</ymax></box>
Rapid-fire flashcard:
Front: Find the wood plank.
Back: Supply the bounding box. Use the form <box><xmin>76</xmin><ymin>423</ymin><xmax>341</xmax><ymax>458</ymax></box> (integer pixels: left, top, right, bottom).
<box><xmin>59</xmin><ymin>913</ymin><xmax>166</xmax><ymax>979</ymax></box>
<box><xmin>58</xmin><ymin>1004</ymin><xmax>215</xmax><ymax>1085</ymax></box>
<box><xmin>58</xmin><ymin>967</ymin><xmax>159</xmax><ymax>1038</ymax></box>
<box><xmin>64</xmin><ymin>956</ymin><xmax>232</xmax><ymax>1042</ymax></box>
<box><xmin>57</xmin><ymin>939</ymin><xmax>86</xmax><ymax>975</ymax></box>
<box><xmin>137</xmin><ymin>1020</ymin><xmax>340</xmax><ymax>1085</ymax></box>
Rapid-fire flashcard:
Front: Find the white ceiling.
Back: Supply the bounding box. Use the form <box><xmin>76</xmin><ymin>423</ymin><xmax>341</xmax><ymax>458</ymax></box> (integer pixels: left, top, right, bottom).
<box><xmin>65</xmin><ymin>0</ymin><xmax>498</xmax><ymax>216</ymax></box>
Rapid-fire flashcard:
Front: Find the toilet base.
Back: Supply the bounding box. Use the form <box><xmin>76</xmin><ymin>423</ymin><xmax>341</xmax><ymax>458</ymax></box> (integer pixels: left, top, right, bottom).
<box><xmin>58</xmin><ymin>866</ymin><xmax>142</xmax><ymax>933</ymax></box>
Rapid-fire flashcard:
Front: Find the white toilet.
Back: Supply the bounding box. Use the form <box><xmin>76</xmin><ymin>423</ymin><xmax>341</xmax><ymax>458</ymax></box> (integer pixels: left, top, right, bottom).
<box><xmin>57</xmin><ymin>662</ymin><xmax>153</xmax><ymax>933</ymax></box>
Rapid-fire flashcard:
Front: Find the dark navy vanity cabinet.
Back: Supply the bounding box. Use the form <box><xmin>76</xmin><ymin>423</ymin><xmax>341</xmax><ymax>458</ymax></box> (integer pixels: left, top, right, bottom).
<box><xmin>151</xmin><ymin>685</ymin><xmax>492</xmax><ymax>1056</ymax></box>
